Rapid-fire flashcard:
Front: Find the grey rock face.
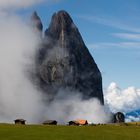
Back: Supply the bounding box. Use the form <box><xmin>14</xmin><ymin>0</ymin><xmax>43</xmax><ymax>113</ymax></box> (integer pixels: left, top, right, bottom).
<box><xmin>31</xmin><ymin>11</ymin><xmax>43</xmax><ymax>32</ymax></box>
<box><xmin>35</xmin><ymin>10</ymin><xmax>104</xmax><ymax>104</ymax></box>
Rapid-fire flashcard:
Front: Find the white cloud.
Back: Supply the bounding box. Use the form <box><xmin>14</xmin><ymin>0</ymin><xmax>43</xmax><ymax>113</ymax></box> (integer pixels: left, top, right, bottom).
<box><xmin>78</xmin><ymin>15</ymin><xmax>140</xmax><ymax>33</ymax></box>
<box><xmin>125</xmin><ymin>115</ymin><xmax>140</xmax><ymax>122</ymax></box>
<box><xmin>113</xmin><ymin>33</ymin><xmax>140</xmax><ymax>41</ymax></box>
<box><xmin>104</xmin><ymin>82</ymin><xmax>140</xmax><ymax>113</ymax></box>
<box><xmin>43</xmin><ymin>90</ymin><xmax>111</xmax><ymax>124</ymax></box>
<box><xmin>0</xmin><ymin>0</ymin><xmax>44</xmax><ymax>9</ymax></box>
<box><xmin>88</xmin><ymin>42</ymin><xmax>140</xmax><ymax>49</ymax></box>
<box><xmin>0</xmin><ymin>8</ymin><xmax>111</xmax><ymax>124</ymax></box>
<box><xmin>0</xmin><ymin>12</ymin><xmax>46</xmax><ymax>123</ymax></box>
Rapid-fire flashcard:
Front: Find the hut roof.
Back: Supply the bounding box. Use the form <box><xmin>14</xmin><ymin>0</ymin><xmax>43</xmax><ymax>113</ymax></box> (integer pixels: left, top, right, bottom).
<box><xmin>43</xmin><ymin>120</ymin><xmax>57</xmax><ymax>124</ymax></box>
<box><xmin>75</xmin><ymin>120</ymin><xmax>88</xmax><ymax>125</ymax></box>
<box><xmin>14</xmin><ymin>119</ymin><xmax>26</xmax><ymax>122</ymax></box>
<box><xmin>68</xmin><ymin>121</ymin><xmax>79</xmax><ymax>125</ymax></box>
<box><xmin>69</xmin><ymin>120</ymin><xmax>88</xmax><ymax>125</ymax></box>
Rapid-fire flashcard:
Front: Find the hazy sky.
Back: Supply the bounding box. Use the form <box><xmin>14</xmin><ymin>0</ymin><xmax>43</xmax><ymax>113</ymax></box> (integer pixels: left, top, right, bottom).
<box><xmin>9</xmin><ymin>0</ymin><xmax>140</xmax><ymax>89</ymax></box>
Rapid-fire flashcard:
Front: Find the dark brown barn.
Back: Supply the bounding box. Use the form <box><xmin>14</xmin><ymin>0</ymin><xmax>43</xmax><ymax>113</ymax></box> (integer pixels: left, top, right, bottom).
<box><xmin>43</xmin><ymin>120</ymin><xmax>57</xmax><ymax>125</ymax></box>
<box><xmin>14</xmin><ymin>119</ymin><xmax>26</xmax><ymax>125</ymax></box>
<box><xmin>68</xmin><ymin>121</ymin><xmax>79</xmax><ymax>126</ymax></box>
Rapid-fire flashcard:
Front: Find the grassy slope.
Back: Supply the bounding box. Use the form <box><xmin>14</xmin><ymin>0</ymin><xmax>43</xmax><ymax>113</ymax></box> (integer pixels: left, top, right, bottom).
<box><xmin>0</xmin><ymin>124</ymin><xmax>140</xmax><ymax>140</ymax></box>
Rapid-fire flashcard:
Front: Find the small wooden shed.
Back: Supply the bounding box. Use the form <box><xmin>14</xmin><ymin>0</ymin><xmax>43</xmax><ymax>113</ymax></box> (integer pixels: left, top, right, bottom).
<box><xmin>43</xmin><ymin>120</ymin><xmax>57</xmax><ymax>125</ymax></box>
<box><xmin>14</xmin><ymin>119</ymin><xmax>26</xmax><ymax>125</ymax></box>
<box><xmin>68</xmin><ymin>121</ymin><xmax>79</xmax><ymax>126</ymax></box>
<box><xmin>69</xmin><ymin>120</ymin><xmax>88</xmax><ymax>126</ymax></box>
<box><xmin>76</xmin><ymin>120</ymin><xmax>88</xmax><ymax>125</ymax></box>
<box><xmin>114</xmin><ymin>112</ymin><xmax>125</xmax><ymax>123</ymax></box>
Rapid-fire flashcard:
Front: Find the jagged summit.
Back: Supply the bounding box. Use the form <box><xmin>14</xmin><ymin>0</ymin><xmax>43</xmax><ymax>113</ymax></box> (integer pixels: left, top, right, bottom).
<box><xmin>34</xmin><ymin>10</ymin><xmax>104</xmax><ymax>104</ymax></box>
<box><xmin>31</xmin><ymin>11</ymin><xmax>43</xmax><ymax>32</ymax></box>
<box><xmin>32</xmin><ymin>11</ymin><xmax>38</xmax><ymax>17</ymax></box>
<box><xmin>51</xmin><ymin>10</ymin><xmax>73</xmax><ymax>24</ymax></box>
<box><xmin>45</xmin><ymin>10</ymin><xmax>77</xmax><ymax>41</ymax></box>
<box><xmin>47</xmin><ymin>11</ymin><xmax>73</xmax><ymax>30</ymax></box>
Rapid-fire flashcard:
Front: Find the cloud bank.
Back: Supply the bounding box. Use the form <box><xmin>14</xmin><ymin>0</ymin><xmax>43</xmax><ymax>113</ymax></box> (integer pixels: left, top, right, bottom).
<box><xmin>0</xmin><ymin>13</ymin><xmax>45</xmax><ymax>123</ymax></box>
<box><xmin>78</xmin><ymin>15</ymin><xmax>140</xmax><ymax>33</ymax></box>
<box><xmin>42</xmin><ymin>89</ymin><xmax>111</xmax><ymax>124</ymax></box>
<box><xmin>0</xmin><ymin>7</ymin><xmax>111</xmax><ymax>124</ymax></box>
<box><xmin>104</xmin><ymin>82</ymin><xmax>140</xmax><ymax>113</ymax></box>
<box><xmin>0</xmin><ymin>16</ymin><xmax>111</xmax><ymax>123</ymax></box>
<box><xmin>0</xmin><ymin>0</ymin><xmax>44</xmax><ymax>9</ymax></box>
<box><xmin>113</xmin><ymin>33</ymin><xmax>140</xmax><ymax>41</ymax></box>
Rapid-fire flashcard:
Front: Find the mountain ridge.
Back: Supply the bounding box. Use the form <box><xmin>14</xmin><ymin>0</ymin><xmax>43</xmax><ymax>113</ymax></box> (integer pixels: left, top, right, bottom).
<box><xmin>32</xmin><ymin>10</ymin><xmax>104</xmax><ymax>104</ymax></box>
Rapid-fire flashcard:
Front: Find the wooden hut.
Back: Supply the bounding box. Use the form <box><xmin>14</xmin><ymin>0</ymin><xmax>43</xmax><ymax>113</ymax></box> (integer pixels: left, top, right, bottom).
<box><xmin>69</xmin><ymin>120</ymin><xmax>88</xmax><ymax>126</ymax></box>
<box><xmin>43</xmin><ymin>120</ymin><xmax>57</xmax><ymax>125</ymax></box>
<box><xmin>14</xmin><ymin>119</ymin><xmax>26</xmax><ymax>125</ymax></box>
<box><xmin>114</xmin><ymin>112</ymin><xmax>125</xmax><ymax>123</ymax></box>
<box><xmin>76</xmin><ymin>120</ymin><xmax>88</xmax><ymax>125</ymax></box>
<box><xmin>68</xmin><ymin>121</ymin><xmax>79</xmax><ymax>126</ymax></box>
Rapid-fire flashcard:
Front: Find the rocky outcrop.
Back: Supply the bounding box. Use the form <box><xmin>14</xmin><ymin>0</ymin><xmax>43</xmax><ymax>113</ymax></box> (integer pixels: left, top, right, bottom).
<box><xmin>31</xmin><ymin>11</ymin><xmax>43</xmax><ymax>32</ymax></box>
<box><xmin>33</xmin><ymin>10</ymin><xmax>104</xmax><ymax>104</ymax></box>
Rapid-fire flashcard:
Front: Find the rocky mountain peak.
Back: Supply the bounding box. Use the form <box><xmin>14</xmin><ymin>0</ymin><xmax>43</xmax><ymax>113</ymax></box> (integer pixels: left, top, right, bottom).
<box><xmin>50</xmin><ymin>10</ymin><xmax>73</xmax><ymax>29</ymax></box>
<box><xmin>35</xmin><ymin>10</ymin><xmax>104</xmax><ymax>104</ymax></box>
<box><xmin>45</xmin><ymin>10</ymin><xmax>77</xmax><ymax>39</ymax></box>
<box><xmin>31</xmin><ymin>11</ymin><xmax>43</xmax><ymax>32</ymax></box>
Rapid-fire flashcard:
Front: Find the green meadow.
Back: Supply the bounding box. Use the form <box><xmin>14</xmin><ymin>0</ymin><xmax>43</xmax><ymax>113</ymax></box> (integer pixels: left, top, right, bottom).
<box><xmin>0</xmin><ymin>123</ymin><xmax>140</xmax><ymax>140</ymax></box>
